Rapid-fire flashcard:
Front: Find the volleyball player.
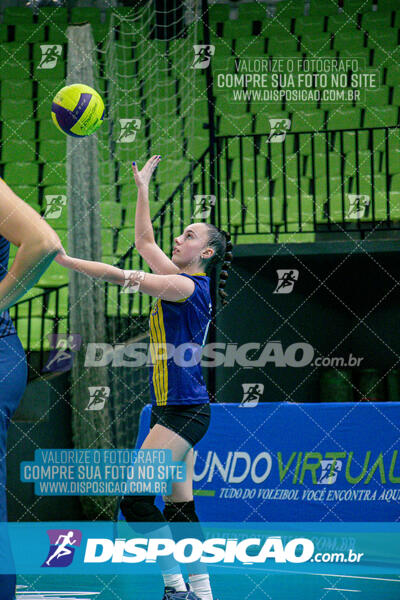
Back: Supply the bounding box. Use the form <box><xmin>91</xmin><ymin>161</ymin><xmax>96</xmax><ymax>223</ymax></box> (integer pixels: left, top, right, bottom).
<box><xmin>0</xmin><ymin>177</ymin><xmax>62</xmax><ymax>599</ymax></box>
<box><xmin>55</xmin><ymin>155</ymin><xmax>233</xmax><ymax>599</ymax></box>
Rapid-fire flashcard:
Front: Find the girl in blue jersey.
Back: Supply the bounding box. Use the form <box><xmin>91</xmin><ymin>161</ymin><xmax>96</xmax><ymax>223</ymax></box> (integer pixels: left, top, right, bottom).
<box><xmin>0</xmin><ymin>177</ymin><xmax>62</xmax><ymax>600</ymax></box>
<box><xmin>55</xmin><ymin>156</ymin><xmax>233</xmax><ymax>600</ymax></box>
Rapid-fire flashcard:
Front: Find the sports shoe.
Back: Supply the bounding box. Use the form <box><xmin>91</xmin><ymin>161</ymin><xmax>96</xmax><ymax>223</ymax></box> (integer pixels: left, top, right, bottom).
<box><xmin>162</xmin><ymin>582</ymin><xmax>201</xmax><ymax>599</ymax></box>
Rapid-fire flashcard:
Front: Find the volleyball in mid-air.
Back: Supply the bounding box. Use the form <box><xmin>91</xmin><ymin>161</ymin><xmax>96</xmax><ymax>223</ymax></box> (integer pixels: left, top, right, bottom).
<box><xmin>51</xmin><ymin>83</ymin><xmax>105</xmax><ymax>137</ymax></box>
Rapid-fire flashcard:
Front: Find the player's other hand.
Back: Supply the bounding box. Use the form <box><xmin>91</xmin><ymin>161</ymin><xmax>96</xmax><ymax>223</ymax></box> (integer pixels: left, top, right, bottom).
<box><xmin>131</xmin><ymin>155</ymin><xmax>161</xmax><ymax>189</ymax></box>
<box><xmin>54</xmin><ymin>246</ymin><xmax>74</xmax><ymax>268</ymax></box>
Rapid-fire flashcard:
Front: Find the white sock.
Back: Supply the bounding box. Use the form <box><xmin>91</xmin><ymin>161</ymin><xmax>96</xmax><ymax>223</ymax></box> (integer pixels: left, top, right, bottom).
<box><xmin>162</xmin><ymin>570</ymin><xmax>187</xmax><ymax>592</ymax></box>
<box><xmin>189</xmin><ymin>573</ymin><xmax>213</xmax><ymax>600</ymax></box>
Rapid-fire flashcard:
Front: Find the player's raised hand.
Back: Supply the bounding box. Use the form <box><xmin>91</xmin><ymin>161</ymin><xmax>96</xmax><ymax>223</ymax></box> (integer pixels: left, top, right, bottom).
<box><xmin>131</xmin><ymin>155</ymin><xmax>161</xmax><ymax>188</ymax></box>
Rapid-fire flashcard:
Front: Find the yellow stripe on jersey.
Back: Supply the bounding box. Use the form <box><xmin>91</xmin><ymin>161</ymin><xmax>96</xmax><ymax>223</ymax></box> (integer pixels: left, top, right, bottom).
<box><xmin>149</xmin><ymin>299</ymin><xmax>162</xmax><ymax>405</ymax></box>
<box><xmin>150</xmin><ymin>298</ymin><xmax>169</xmax><ymax>406</ymax></box>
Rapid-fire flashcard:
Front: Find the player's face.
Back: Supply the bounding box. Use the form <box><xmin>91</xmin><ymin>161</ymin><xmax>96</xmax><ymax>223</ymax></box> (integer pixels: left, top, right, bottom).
<box><xmin>172</xmin><ymin>223</ymin><xmax>210</xmax><ymax>268</ymax></box>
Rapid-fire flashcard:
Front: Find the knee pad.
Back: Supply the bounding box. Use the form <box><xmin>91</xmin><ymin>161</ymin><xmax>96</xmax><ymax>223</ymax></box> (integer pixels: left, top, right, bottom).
<box><xmin>120</xmin><ymin>495</ymin><xmax>165</xmax><ymax>528</ymax></box>
<box><xmin>163</xmin><ymin>500</ymin><xmax>199</xmax><ymax>522</ymax></box>
<box><xmin>163</xmin><ymin>500</ymin><xmax>204</xmax><ymax>543</ymax></box>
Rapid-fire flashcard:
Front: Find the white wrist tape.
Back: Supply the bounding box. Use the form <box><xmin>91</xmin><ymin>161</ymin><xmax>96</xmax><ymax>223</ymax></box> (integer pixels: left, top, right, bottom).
<box><xmin>121</xmin><ymin>269</ymin><xmax>146</xmax><ymax>293</ymax></box>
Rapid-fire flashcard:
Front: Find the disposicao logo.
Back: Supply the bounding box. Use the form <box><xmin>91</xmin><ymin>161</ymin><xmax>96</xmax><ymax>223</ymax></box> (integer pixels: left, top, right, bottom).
<box><xmin>42</xmin><ymin>529</ymin><xmax>82</xmax><ymax>567</ymax></box>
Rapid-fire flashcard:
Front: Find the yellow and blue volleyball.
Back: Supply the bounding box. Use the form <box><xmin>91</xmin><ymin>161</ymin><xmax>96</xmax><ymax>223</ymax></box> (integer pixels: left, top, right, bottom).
<box><xmin>51</xmin><ymin>83</ymin><xmax>105</xmax><ymax>137</ymax></box>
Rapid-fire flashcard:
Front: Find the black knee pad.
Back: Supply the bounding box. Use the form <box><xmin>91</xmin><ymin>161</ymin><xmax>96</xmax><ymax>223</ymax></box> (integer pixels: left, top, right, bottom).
<box><xmin>163</xmin><ymin>500</ymin><xmax>204</xmax><ymax>543</ymax></box>
<box><xmin>163</xmin><ymin>500</ymin><xmax>199</xmax><ymax>522</ymax></box>
<box><xmin>120</xmin><ymin>495</ymin><xmax>165</xmax><ymax>533</ymax></box>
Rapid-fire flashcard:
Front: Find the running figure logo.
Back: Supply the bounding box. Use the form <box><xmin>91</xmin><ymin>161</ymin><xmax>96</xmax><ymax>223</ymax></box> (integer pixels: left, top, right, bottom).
<box><xmin>347</xmin><ymin>194</ymin><xmax>370</xmax><ymax>219</ymax></box>
<box><xmin>274</xmin><ymin>269</ymin><xmax>299</xmax><ymax>294</ymax></box>
<box><xmin>37</xmin><ymin>45</ymin><xmax>62</xmax><ymax>69</ymax></box>
<box><xmin>86</xmin><ymin>386</ymin><xmax>110</xmax><ymax>411</ymax></box>
<box><xmin>192</xmin><ymin>45</ymin><xmax>215</xmax><ymax>69</ymax></box>
<box><xmin>192</xmin><ymin>195</ymin><xmax>216</xmax><ymax>219</ymax></box>
<box><xmin>42</xmin><ymin>334</ymin><xmax>82</xmax><ymax>374</ymax></box>
<box><xmin>44</xmin><ymin>195</ymin><xmax>67</xmax><ymax>220</ymax></box>
<box><xmin>118</xmin><ymin>118</ymin><xmax>141</xmax><ymax>143</ymax></box>
<box><xmin>42</xmin><ymin>529</ymin><xmax>82</xmax><ymax>568</ymax></box>
<box><xmin>267</xmin><ymin>118</ymin><xmax>291</xmax><ymax>143</ymax></box>
<box><xmin>240</xmin><ymin>383</ymin><xmax>264</xmax><ymax>407</ymax></box>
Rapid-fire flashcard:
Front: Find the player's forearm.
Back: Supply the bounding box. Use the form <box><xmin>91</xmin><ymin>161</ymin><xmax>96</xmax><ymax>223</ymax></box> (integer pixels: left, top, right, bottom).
<box><xmin>63</xmin><ymin>255</ymin><xmax>124</xmax><ymax>285</ymax></box>
<box><xmin>0</xmin><ymin>239</ymin><xmax>61</xmax><ymax>312</ymax></box>
<box><xmin>135</xmin><ymin>184</ymin><xmax>155</xmax><ymax>248</ymax></box>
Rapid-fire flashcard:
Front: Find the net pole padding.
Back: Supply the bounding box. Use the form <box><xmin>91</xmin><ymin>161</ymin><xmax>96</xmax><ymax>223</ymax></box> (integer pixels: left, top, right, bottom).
<box><xmin>66</xmin><ymin>23</ymin><xmax>115</xmax><ymax>519</ymax></box>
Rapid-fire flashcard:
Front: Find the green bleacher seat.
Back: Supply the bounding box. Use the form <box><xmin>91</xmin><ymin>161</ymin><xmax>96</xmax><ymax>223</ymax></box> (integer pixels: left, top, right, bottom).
<box><xmin>361</xmin><ymin>11</ymin><xmax>393</xmax><ymax>30</ymax></box>
<box><xmin>14</xmin><ymin>24</ymin><xmax>45</xmax><ymax>43</ymax></box>
<box><xmin>290</xmin><ymin>111</ymin><xmax>325</xmax><ymax>132</ymax></box>
<box><xmin>223</xmin><ymin>20</ymin><xmax>254</xmax><ymax>39</ymax></box>
<box><xmin>233</xmin><ymin>233</ymin><xmax>275</xmax><ymax>244</ymax></box>
<box><xmin>3</xmin><ymin>7</ymin><xmax>33</xmax><ymax>23</ymax></box>
<box><xmin>219</xmin><ymin>114</ymin><xmax>253</xmax><ymax>136</ymax></box>
<box><xmin>326</xmin><ymin>13</ymin><xmax>360</xmax><ymax>31</ymax></box>
<box><xmin>234</xmin><ymin>38</ymin><xmax>266</xmax><ymax>57</ymax></box>
<box><xmin>34</xmin><ymin>60</ymin><xmax>65</xmax><ymax>80</ymax></box>
<box><xmin>39</xmin><ymin>140</ymin><xmax>66</xmax><ymax>163</ymax></box>
<box><xmin>1</xmin><ymin>140</ymin><xmax>35</xmax><ymax>163</ymax></box>
<box><xmin>309</xmin><ymin>0</ymin><xmax>340</xmax><ymax>15</ymax></box>
<box><xmin>0</xmin><ymin>60</ymin><xmax>30</xmax><ymax>79</ymax></box>
<box><xmin>209</xmin><ymin>34</ymin><xmax>233</xmax><ymax>56</ymax></box>
<box><xmin>301</xmin><ymin>32</ymin><xmax>333</xmax><ymax>53</ymax></box>
<box><xmin>364</xmin><ymin>86</ymin><xmax>389</xmax><ymax>107</ymax></box>
<box><xmin>373</xmin><ymin>47</ymin><xmax>400</xmax><ymax>70</ymax></box>
<box><xmin>100</xmin><ymin>185</ymin><xmax>115</xmax><ymax>203</ymax></box>
<box><xmin>0</xmin><ymin>99</ymin><xmax>33</xmax><ymax>121</ymax></box>
<box><xmin>38</xmin><ymin>120</ymin><xmax>64</xmax><ymax>141</ymax></box>
<box><xmin>293</xmin><ymin>15</ymin><xmax>325</xmax><ymax>34</ymax></box>
<box><xmin>327</xmin><ymin>108</ymin><xmax>362</xmax><ymax>130</ymax></box>
<box><xmin>339</xmin><ymin>47</ymin><xmax>371</xmax><ymax>66</ymax></box>
<box><xmin>100</xmin><ymin>202</ymin><xmax>123</xmax><ymax>228</ymax></box>
<box><xmin>42</xmin><ymin>162</ymin><xmax>66</xmax><ymax>186</ymax></box>
<box><xmin>47</xmin><ymin>26</ymin><xmax>68</xmax><ymax>44</ymax></box>
<box><xmin>70</xmin><ymin>7</ymin><xmax>101</xmax><ymax>23</ymax></box>
<box><xmin>267</xmin><ymin>37</ymin><xmax>300</xmax><ymax>55</ymax></box>
<box><xmin>4</xmin><ymin>163</ymin><xmax>38</xmax><ymax>185</ymax></box>
<box><xmin>13</xmin><ymin>185</ymin><xmax>39</xmax><ymax>205</ymax></box>
<box><xmin>386</xmin><ymin>65</ymin><xmax>400</xmax><ymax>87</ymax></box>
<box><xmin>367</xmin><ymin>28</ymin><xmax>399</xmax><ymax>49</ymax></box>
<box><xmin>344</xmin><ymin>0</ymin><xmax>375</xmax><ymax>11</ymax></box>
<box><xmin>2</xmin><ymin>120</ymin><xmax>35</xmax><ymax>141</ymax></box>
<box><xmin>0</xmin><ymin>42</ymin><xmax>30</xmax><ymax>62</ymax></box>
<box><xmin>239</xmin><ymin>2</ymin><xmax>268</xmax><ymax>20</ymax></box>
<box><xmin>344</xmin><ymin>150</ymin><xmax>375</xmax><ymax>176</ymax></box>
<box><xmin>37</xmin><ymin>6</ymin><xmax>68</xmax><ymax>24</ymax></box>
<box><xmin>363</xmin><ymin>106</ymin><xmax>398</xmax><ymax>128</ymax></box>
<box><xmin>1</xmin><ymin>79</ymin><xmax>32</xmax><ymax>99</ymax></box>
<box><xmin>0</xmin><ymin>27</ymin><xmax>7</xmax><ymax>43</ymax></box>
<box><xmin>334</xmin><ymin>30</ymin><xmax>366</xmax><ymax>51</ymax></box>
<box><xmin>209</xmin><ymin>4</ymin><xmax>231</xmax><ymax>22</ymax></box>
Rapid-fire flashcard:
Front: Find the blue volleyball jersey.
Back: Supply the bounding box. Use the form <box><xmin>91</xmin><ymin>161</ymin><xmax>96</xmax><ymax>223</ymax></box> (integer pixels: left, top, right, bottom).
<box><xmin>149</xmin><ymin>273</ymin><xmax>212</xmax><ymax>406</ymax></box>
<box><xmin>0</xmin><ymin>235</ymin><xmax>16</xmax><ymax>338</ymax></box>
